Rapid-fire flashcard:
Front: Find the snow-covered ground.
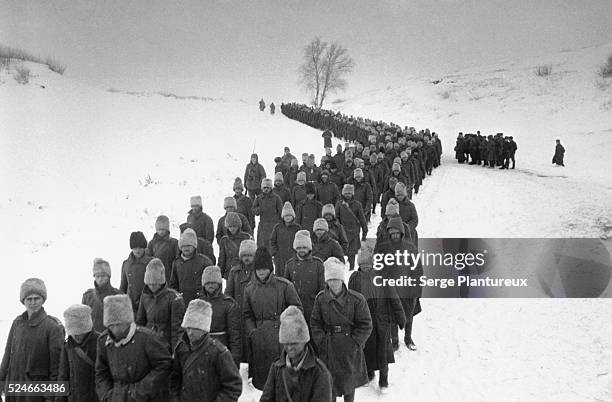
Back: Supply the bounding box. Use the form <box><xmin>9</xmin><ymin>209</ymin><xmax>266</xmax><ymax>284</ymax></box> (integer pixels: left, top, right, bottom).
<box><xmin>1</xmin><ymin>43</ymin><xmax>611</xmax><ymax>401</ymax></box>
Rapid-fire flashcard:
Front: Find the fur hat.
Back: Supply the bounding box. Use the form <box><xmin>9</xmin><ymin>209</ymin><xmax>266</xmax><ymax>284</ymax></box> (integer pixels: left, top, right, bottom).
<box><xmin>322</xmin><ymin>203</ymin><xmax>335</xmax><ymax>218</ymax></box>
<box><xmin>144</xmin><ymin>258</ymin><xmax>166</xmax><ymax>285</ymax></box>
<box><xmin>387</xmin><ymin>216</ymin><xmax>405</xmax><ymax>235</ymax></box>
<box><xmin>392</xmin><ymin>162</ymin><xmax>401</xmax><ymax>172</ymax></box>
<box><xmin>357</xmin><ymin>244</ymin><xmax>374</xmax><ymax>269</ymax></box>
<box><xmin>181</xmin><ymin>299</ymin><xmax>212</xmax><ymax>332</ymax></box>
<box><xmin>64</xmin><ymin>304</ymin><xmax>93</xmax><ymax>336</ymax></box>
<box><xmin>129</xmin><ymin>231</ymin><xmax>147</xmax><ymax>249</ymax></box>
<box><xmin>223</xmin><ymin>196</ymin><xmax>237</xmax><ymax>210</ymax></box>
<box><xmin>305</xmin><ymin>182</ymin><xmax>316</xmax><ymax>195</ymax></box>
<box><xmin>353</xmin><ymin>168</ymin><xmax>364</xmax><ymax>179</ymax></box>
<box><xmin>93</xmin><ymin>258</ymin><xmax>112</xmax><ymax>277</ymax></box>
<box><xmin>296</xmin><ymin>171</ymin><xmax>306</xmax><ymax>183</ymax></box>
<box><xmin>224</xmin><ymin>212</ymin><xmax>241</xmax><ymax>228</ymax></box>
<box><xmin>395</xmin><ymin>182</ymin><xmax>407</xmax><ymax>197</ymax></box>
<box><xmin>324</xmin><ymin>257</ymin><xmax>346</xmax><ymax>282</ymax></box>
<box><xmin>281</xmin><ymin>201</ymin><xmax>295</xmax><ymax>219</ymax></box>
<box><xmin>20</xmin><ymin>278</ymin><xmax>47</xmax><ymax>304</ymax></box>
<box><xmin>342</xmin><ymin>184</ymin><xmax>355</xmax><ymax>195</ymax></box>
<box><xmin>293</xmin><ymin>230</ymin><xmax>312</xmax><ymax>250</ymax></box>
<box><xmin>179</xmin><ymin>228</ymin><xmax>198</xmax><ymax>249</ymax></box>
<box><xmin>239</xmin><ymin>239</ymin><xmax>257</xmax><ymax>258</ymax></box>
<box><xmin>385</xmin><ymin>198</ymin><xmax>400</xmax><ymax>216</ymax></box>
<box><xmin>261</xmin><ymin>178</ymin><xmax>273</xmax><ymax>189</ymax></box>
<box><xmin>274</xmin><ymin>172</ymin><xmax>284</xmax><ymax>183</ymax></box>
<box><xmin>279</xmin><ymin>306</ymin><xmax>310</xmax><ymax>344</ymax></box>
<box><xmin>155</xmin><ymin>215</ymin><xmax>170</xmax><ymax>232</ymax></box>
<box><xmin>190</xmin><ymin>195</ymin><xmax>203</xmax><ymax>207</ymax></box>
<box><xmin>254</xmin><ymin>246</ymin><xmax>274</xmax><ymax>271</ymax></box>
<box><xmin>313</xmin><ymin>218</ymin><xmax>329</xmax><ymax>232</ymax></box>
<box><xmin>103</xmin><ymin>294</ymin><xmax>134</xmax><ymax>327</ymax></box>
<box><xmin>233</xmin><ymin>177</ymin><xmax>244</xmax><ymax>191</ymax></box>
<box><xmin>201</xmin><ymin>265</ymin><xmax>222</xmax><ymax>285</ymax></box>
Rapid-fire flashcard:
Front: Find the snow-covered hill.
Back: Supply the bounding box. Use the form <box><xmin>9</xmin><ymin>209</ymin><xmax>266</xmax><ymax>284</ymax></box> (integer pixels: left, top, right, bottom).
<box><xmin>1</xmin><ymin>44</ymin><xmax>611</xmax><ymax>402</ymax></box>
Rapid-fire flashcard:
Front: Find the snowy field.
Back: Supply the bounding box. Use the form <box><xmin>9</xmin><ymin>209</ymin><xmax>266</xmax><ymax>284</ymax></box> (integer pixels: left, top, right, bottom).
<box><xmin>1</xmin><ymin>43</ymin><xmax>612</xmax><ymax>401</ymax></box>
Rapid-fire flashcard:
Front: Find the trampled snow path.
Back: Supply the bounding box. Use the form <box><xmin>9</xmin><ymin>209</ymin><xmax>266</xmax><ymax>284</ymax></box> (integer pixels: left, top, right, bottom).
<box><xmin>1</xmin><ymin>59</ymin><xmax>611</xmax><ymax>402</ymax></box>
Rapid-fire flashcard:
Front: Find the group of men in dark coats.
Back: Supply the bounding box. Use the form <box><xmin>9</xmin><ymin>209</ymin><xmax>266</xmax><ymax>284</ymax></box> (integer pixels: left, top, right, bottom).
<box><xmin>1</xmin><ymin>104</ymin><xmax>428</xmax><ymax>401</ymax></box>
<box><xmin>454</xmin><ymin>131</ymin><xmax>518</xmax><ymax>169</ymax></box>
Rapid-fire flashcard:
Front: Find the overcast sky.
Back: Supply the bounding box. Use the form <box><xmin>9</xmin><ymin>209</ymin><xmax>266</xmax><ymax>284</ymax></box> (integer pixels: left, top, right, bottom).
<box><xmin>2</xmin><ymin>0</ymin><xmax>611</xmax><ymax>103</ymax></box>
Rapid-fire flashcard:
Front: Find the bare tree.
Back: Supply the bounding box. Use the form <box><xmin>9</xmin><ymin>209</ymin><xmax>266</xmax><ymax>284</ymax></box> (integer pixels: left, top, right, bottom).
<box><xmin>298</xmin><ymin>38</ymin><xmax>355</xmax><ymax>108</ymax></box>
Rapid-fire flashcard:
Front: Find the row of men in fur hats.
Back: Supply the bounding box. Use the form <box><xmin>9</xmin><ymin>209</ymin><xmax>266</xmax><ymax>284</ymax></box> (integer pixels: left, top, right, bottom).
<box><xmin>455</xmin><ymin>132</ymin><xmax>518</xmax><ymax>169</ymax></box>
<box><xmin>1</xmin><ymin>222</ymin><xmax>419</xmax><ymax>401</ymax></box>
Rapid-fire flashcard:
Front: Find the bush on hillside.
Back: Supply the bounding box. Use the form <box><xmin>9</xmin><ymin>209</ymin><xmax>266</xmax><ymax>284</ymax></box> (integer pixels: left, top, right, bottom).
<box><xmin>0</xmin><ymin>45</ymin><xmax>66</xmax><ymax>75</ymax></box>
<box><xmin>14</xmin><ymin>65</ymin><xmax>30</xmax><ymax>84</ymax></box>
<box><xmin>535</xmin><ymin>64</ymin><xmax>552</xmax><ymax>77</ymax></box>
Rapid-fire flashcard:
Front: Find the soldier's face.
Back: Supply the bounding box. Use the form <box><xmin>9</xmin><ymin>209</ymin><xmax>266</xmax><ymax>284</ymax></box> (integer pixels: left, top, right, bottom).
<box><xmin>324</xmin><ymin>214</ymin><xmax>333</xmax><ymax>222</ymax></box>
<box><xmin>181</xmin><ymin>245</ymin><xmax>195</xmax><ymax>258</ymax></box>
<box><xmin>225</xmin><ymin>206</ymin><xmax>236</xmax><ymax>213</ymax></box>
<box><xmin>132</xmin><ymin>248</ymin><xmax>145</xmax><ymax>258</ymax></box>
<box><xmin>241</xmin><ymin>254</ymin><xmax>254</xmax><ymax>265</ymax></box>
<box><xmin>321</xmin><ymin>175</ymin><xmax>328</xmax><ymax>182</ymax></box>
<box><xmin>94</xmin><ymin>273</ymin><xmax>110</xmax><ymax>287</ymax></box>
<box><xmin>255</xmin><ymin>268</ymin><xmax>271</xmax><ymax>281</ymax></box>
<box><xmin>191</xmin><ymin>205</ymin><xmax>202</xmax><ymax>214</ymax></box>
<box><xmin>24</xmin><ymin>295</ymin><xmax>43</xmax><ymax>314</ymax></box>
<box><xmin>186</xmin><ymin>328</ymin><xmax>206</xmax><ymax>343</ymax></box>
<box><xmin>327</xmin><ymin>279</ymin><xmax>343</xmax><ymax>294</ymax></box>
<box><xmin>284</xmin><ymin>342</ymin><xmax>307</xmax><ymax>360</ymax></box>
<box><xmin>296</xmin><ymin>246</ymin><xmax>310</xmax><ymax>257</ymax></box>
<box><xmin>156</xmin><ymin>229</ymin><xmax>167</xmax><ymax>237</ymax></box>
<box><xmin>234</xmin><ymin>189</ymin><xmax>243</xmax><ymax>196</ymax></box>
<box><xmin>228</xmin><ymin>225</ymin><xmax>239</xmax><ymax>234</ymax></box>
<box><xmin>389</xmin><ymin>229</ymin><xmax>402</xmax><ymax>240</ymax></box>
<box><xmin>262</xmin><ymin>187</ymin><xmax>272</xmax><ymax>194</ymax></box>
<box><xmin>306</xmin><ymin>193</ymin><xmax>315</xmax><ymax>200</ymax></box>
<box><xmin>108</xmin><ymin>323</ymin><xmax>131</xmax><ymax>339</ymax></box>
<box><xmin>283</xmin><ymin>215</ymin><xmax>294</xmax><ymax>223</ymax></box>
<box><xmin>204</xmin><ymin>282</ymin><xmax>219</xmax><ymax>295</ymax></box>
<box><xmin>314</xmin><ymin>229</ymin><xmax>326</xmax><ymax>239</ymax></box>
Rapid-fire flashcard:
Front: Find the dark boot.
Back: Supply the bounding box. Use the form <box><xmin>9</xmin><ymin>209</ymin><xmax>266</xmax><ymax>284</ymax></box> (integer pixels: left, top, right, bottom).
<box><xmin>367</xmin><ymin>370</ymin><xmax>375</xmax><ymax>382</ymax></box>
<box><xmin>379</xmin><ymin>372</ymin><xmax>389</xmax><ymax>389</ymax></box>
<box><xmin>344</xmin><ymin>391</ymin><xmax>355</xmax><ymax>402</ymax></box>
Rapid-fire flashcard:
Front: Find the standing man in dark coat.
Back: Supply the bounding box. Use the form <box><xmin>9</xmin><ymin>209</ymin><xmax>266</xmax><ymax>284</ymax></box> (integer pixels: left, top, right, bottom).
<box><xmin>270</xmin><ymin>202</ymin><xmax>302</xmax><ymax>276</ymax></box>
<box><xmin>169</xmin><ymin>228</ymin><xmax>213</xmax><ymax>305</ymax></box>
<box><xmin>322</xmin><ymin>129</ymin><xmax>333</xmax><ymax>149</ymax></box>
<box><xmin>351</xmin><ymin>169</ymin><xmax>373</xmax><ymax>223</ymax></box>
<box><xmin>199</xmin><ymin>266</ymin><xmax>242</xmax><ymax>368</ymax></box>
<box><xmin>82</xmin><ymin>258</ymin><xmax>123</xmax><ymax>333</ymax></box>
<box><xmin>260</xmin><ymin>306</ymin><xmax>333</xmax><ymax>402</ymax></box>
<box><xmin>509</xmin><ymin>136</ymin><xmax>517</xmax><ymax>169</ymax></box>
<box><xmin>216</xmin><ymin>197</ymin><xmax>252</xmax><ymax>245</ymax></box>
<box><xmin>322</xmin><ymin>204</ymin><xmax>349</xmax><ymax>255</ymax></box>
<box><xmin>58</xmin><ymin>304</ymin><xmax>100</xmax><ymax>402</ymax></box>
<box><xmin>333</xmin><ymin>144</ymin><xmax>345</xmax><ymax>171</ymax></box>
<box><xmin>233</xmin><ymin>177</ymin><xmax>255</xmax><ymax>230</ymax></box>
<box><xmin>553</xmin><ymin>139</ymin><xmax>565</xmax><ymax>166</ymax></box>
<box><xmin>170</xmin><ymin>299</ymin><xmax>242</xmax><ymax>401</ymax></box>
<box><xmin>311</xmin><ymin>219</ymin><xmax>345</xmax><ymax>262</ymax></box>
<box><xmin>136</xmin><ymin>259</ymin><xmax>186</xmax><ymax>351</ymax></box>
<box><xmin>95</xmin><ymin>295</ymin><xmax>172</xmax><ymax>401</ymax></box>
<box><xmin>244</xmin><ymin>153</ymin><xmax>267</xmax><ymax>200</ymax></box>
<box><xmin>218</xmin><ymin>212</ymin><xmax>253</xmax><ymax>278</ymax></box>
<box><xmin>272</xmin><ymin>172</ymin><xmax>291</xmax><ymax>204</ymax></box>
<box><xmin>317</xmin><ymin>170</ymin><xmax>341</xmax><ymax>206</ymax></box>
<box><xmin>335</xmin><ymin>184</ymin><xmax>368</xmax><ymax>270</ymax></box>
<box><xmin>253</xmin><ymin>178</ymin><xmax>283</xmax><ymax>249</ymax></box>
<box><xmin>295</xmin><ymin>183</ymin><xmax>323</xmax><ymax>233</ymax></box>
<box><xmin>284</xmin><ymin>230</ymin><xmax>326</xmax><ymax>323</ymax></box>
<box><xmin>187</xmin><ymin>195</ymin><xmax>215</xmax><ymax>244</ymax></box>
<box><xmin>243</xmin><ymin>247</ymin><xmax>303</xmax><ymax>390</ymax></box>
<box><xmin>225</xmin><ymin>239</ymin><xmax>257</xmax><ymax>364</ymax></box>
<box><xmin>310</xmin><ymin>257</ymin><xmax>373</xmax><ymax>402</ymax></box>
<box><xmin>348</xmin><ymin>247</ymin><xmax>405</xmax><ymax>390</ymax></box>
<box><xmin>120</xmin><ymin>231</ymin><xmax>153</xmax><ymax>314</ymax></box>
<box><xmin>147</xmin><ymin>215</ymin><xmax>180</xmax><ymax>282</ymax></box>
<box><xmin>259</xmin><ymin>99</ymin><xmax>266</xmax><ymax>111</ymax></box>
<box><xmin>0</xmin><ymin>278</ymin><xmax>64</xmax><ymax>402</ymax></box>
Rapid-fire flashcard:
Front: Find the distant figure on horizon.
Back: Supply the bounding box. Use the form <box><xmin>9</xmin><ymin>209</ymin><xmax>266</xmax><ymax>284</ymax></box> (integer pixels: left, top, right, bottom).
<box><xmin>270</xmin><ymin>102</ymin><xmax>275</xmax><ymax>114</ymax></box>
<box><xmin>259</xmin><ymin>99</ymin><xmax>265</xmax><ymax>112</ymax></box>
<box><xmin>552</xmin><ymin>139</ymin><xmax>565</xmax><ymax>167</ymax></box>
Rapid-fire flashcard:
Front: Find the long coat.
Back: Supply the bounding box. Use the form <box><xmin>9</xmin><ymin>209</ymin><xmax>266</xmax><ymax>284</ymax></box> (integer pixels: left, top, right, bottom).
<box><xmin>283</xmin><ymin>254</ymin><xmax>325</xmax><ymax>322</ymax></box>
<box><xmin>253</xmin><ymin>192</ymin><xmax>283</xmax><ymax>249</ymax></box>
<box><xmin>260</xmin><ymin>344</ymin><xmax>332</xmax><ymax>402</ymax></box>
<box><xmin>218</xmin><ymin>231</ymin><xmax>252</xmax><ymax>278</ymax></box>
<box><xmin>224</xmin><ymin>262</ymin><xmax>254</xmax><ymax>363</ymax></box>
<box><xmin>553</xmin><ymin>143</ymin><xmax>565</xmax><ymax>165</ymax></box>
<box><xmin>290</xmin><ymin>184</ymin><xmax>307</xmax><ymax>207</ymax></box>
<box><xmin>234</xmin><ymin>193</ymin><xmax>255</xmax><ymax>230</ymax></box>
<box><xmin>120</xmin><ymin>253</ymin><xmax>153</xmax><ymax>314</ymax></box>
<box><xmin>135</xmin><ymin>285</ymin><xmax>186</xmax><ymax>351</ymax></box>
<box><xmin>187</xmin><ymin>210</ymin><xmax>215</xmax><ymax>244</ymax></box>
<box><xmin>316</xmin><ymin>181</ymin><xmax>340</xmax><ymax>206</ymax></box>
<box><xmin>326</xmin><ymin>218</ymin><xmax>349</xmax><ymax>255</ymax></box>
<box><xmin>170</xmin><ymin>333</ymin><xmax>242</xmax><ymax>402</ymax></box>
<box><xmin>82</xmin><ymin>282</ymin><xmax>123</xmax><ymax>333</ymax></box>
<box><xmin>353</xmin><ymin>181</ymin><xmax>374</xmax><ymax>214</ymax></box>
<box><xmin>57</xmin><ymin>330</ymin><xmax>100</xmax><ymax>402</ymax></box>
<box><xmin>348</xmin><ymin>270</ymin><xmax>405</xmax><ymax>372</ymax></box>
<box><xmin>244</xmin><ymin>156</ymin><xmax>267</xmax><ymax>192</ymax></box>
<box><xmin>335</xmin><ymin>199</ymin><xmax>368</xmax><ymax>256</ymax></box>
<box><xmin>311</xmin><ymin>232</ymin><xmax>345</xmax><ymax>262</ymax></box>
<box><xmin>295</xmin><ymin>198</ymin><xmax>323</xmax><ymax>233</ymax></box>
<box><xmin>273</xmin><ymin>185</ymin><xmax>292</xmax><ymax>205</ymax></box>
<box><xmin>374</xmin><ymin>238</ymin><xmax>423</xmax><ymax>299</ymax></box>
<box><xmin>269</xmin><ymin>221</ymin><xmax>302</xmax><ymax>276</ymax></box>
<box><xmin>169</xmin><ymin>253</ymin><xmax>213</xmax><ymax>306</ymax></box>
<box><xmin>242</xmin><ymin>274</ymin><xmax>302</xmax><ymax>390</ymax></box>
<box><xmin>95</xmin><ymin>326</ymin><xmax>172</xmax><ymax>401</ymax></box>
<box><xmin>0</xmin><ymin>308</ymin><xmax>64</xmax><ymax>402</ymax></box>
<box><xmin>146</xmin><ymin>233</ymin><xmax>180</xmax><ymax>282</ymax></box>
<box><xmin>310</xmin><ymin>285</ymin><xmax>372</xmax><ymax>396</ymax></box>
<box><xmin>199</xmin><ymin>286</ymin><xmax>242</xmax><ymax>368</ymax></box>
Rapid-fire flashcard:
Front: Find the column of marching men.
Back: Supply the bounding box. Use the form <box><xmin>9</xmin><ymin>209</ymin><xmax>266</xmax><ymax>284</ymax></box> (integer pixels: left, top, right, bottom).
<box><xmin>0</xmin><ymin>104</ymin><xmax>439</xmax><ymax>402</ymax></box>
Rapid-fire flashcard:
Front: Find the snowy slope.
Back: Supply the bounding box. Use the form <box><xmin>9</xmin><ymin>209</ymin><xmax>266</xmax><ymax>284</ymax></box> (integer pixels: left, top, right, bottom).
<box><xmin>1</xmin><ymin>45</ymin><xmax>611</xmax><ymax>402</ymax></box>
